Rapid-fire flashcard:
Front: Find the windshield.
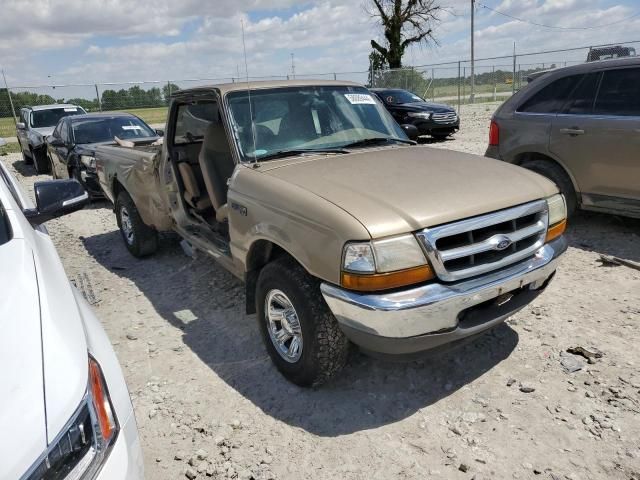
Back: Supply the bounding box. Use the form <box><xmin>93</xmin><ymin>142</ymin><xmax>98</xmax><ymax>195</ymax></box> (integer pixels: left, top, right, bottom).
<box><xmin>226</xmin><ymin>86</ymin><xmax>407</xmax><ymax>161</ymax></box>
<box><xmin>383</xmin><ymin>90</ymin><xmax>424</xmax><ymax>104</ymax></box>
<box><xmin>72</xmin><ymin>116</ymin><xmax>157</xmax><ymax>144</ymax></box>
<box><xmin>30</xmin><ymin>107</ymin><xmax>85</xmax><ymax>128</ymax></box>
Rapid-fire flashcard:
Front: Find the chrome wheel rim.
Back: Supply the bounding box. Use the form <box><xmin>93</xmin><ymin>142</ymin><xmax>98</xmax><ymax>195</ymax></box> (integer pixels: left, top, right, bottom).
<box><xmin>120</xmin><ymin>206</ymin><xmax>135</xmax><ymax>245</ymax></box>
<box><xmin>265</xmin><ymin>289</ymin><xmax>303</xmax><ymax>363</ymax></box>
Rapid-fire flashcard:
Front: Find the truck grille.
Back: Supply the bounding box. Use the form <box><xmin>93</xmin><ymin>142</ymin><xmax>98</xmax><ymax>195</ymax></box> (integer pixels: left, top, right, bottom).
<box><xmin>431</xmin><ymin>112</ymin><xmax>458</xmax><ymax>124</ymax></box>
<box><xmin>416</xmin><ymin>200</ymin><xmax>549</xmax><ymax>282</ymax></box>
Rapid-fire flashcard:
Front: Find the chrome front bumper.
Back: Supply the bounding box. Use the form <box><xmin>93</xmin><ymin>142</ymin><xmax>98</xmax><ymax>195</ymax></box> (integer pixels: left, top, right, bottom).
<box><xmin>321</xmin><ymin>236</ymin><xmax>567</xmax><ymax>355</ymax></box>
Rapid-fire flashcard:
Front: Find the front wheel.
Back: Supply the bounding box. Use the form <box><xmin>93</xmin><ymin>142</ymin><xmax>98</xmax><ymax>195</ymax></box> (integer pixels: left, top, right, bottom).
<box><xmin>115</xmin><ymin>190</ymin><xmax>158</xmax><ymax>257</ymax></box>
<box><xmin>32</xmin><ymin>148</ymin><xmax>50</xmax><ymax>174</ymax></box>
<box><xmin>256</xmin><ymin>256</ymin><xmax>350</xmax><ymax>387</ymax></box>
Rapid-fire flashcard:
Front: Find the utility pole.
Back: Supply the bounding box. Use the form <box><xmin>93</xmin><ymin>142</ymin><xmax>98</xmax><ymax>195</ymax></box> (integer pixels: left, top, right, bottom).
<box><xmin>470</xmin><ymin>0</ymin><xmax>475</xmax><ymax>104</ymax></box>
<box><xmin>290</xmin><ymin>53</ymin><xmax>295</xmax><ymax>79</ymax></box>
<box><xmin>1</xmin><ymin>69</ymin><xmax>17</xmax><ymax>125</ymax></box>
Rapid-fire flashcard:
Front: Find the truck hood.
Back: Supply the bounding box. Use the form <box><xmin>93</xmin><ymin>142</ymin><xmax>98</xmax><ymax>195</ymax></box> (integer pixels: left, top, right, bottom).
<box><xmin>0</xmin><ymin>240</ymin><xmax>47</xmax><ymax>479</ymax></box>
<box><xmin>261</xmin><ymin>146</ymin><xmax>558</xmax><ymax>238</ymax></box>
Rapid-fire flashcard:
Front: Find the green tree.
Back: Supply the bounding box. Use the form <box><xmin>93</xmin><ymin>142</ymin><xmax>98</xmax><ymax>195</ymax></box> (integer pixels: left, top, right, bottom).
<box><xmin>162</xmin><ymin>82</ymin><xmax>180</xmax><ymax>104</ymax></box>
<box><xmin>367</xmin><ymin>0</ymin><xmax>442</xmax><ymax>69</ymax></box>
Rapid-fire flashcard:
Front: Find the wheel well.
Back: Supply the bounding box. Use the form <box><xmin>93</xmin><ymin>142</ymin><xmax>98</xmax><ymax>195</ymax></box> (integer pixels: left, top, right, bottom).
<box><xmin>112</xmin><ymin>177</ymin><xmax>125</xmax><ymax>203</ymax></box>
<box><xmin>512</xmin><ymin>152</ymin><xmax>578</xmax><ymax>192</ymax></box>
<box><xmin>244</xmin><ymin>240</ymin><xmax>292</xmax><ymax>315</ymax></box>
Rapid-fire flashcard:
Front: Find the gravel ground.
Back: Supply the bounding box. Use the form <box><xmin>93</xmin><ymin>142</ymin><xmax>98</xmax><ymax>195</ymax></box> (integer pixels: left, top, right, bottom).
<box><xmin>2</xmin><ymin>103</ymin><xmax>640</xmax><ymax>480</ymax></box>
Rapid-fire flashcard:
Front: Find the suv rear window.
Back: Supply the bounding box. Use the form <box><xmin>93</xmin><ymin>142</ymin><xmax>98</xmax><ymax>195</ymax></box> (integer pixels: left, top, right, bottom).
<box><xmin>594</xmin><ymin>68</ymin><xmax>640</xmax><ymax>116</ymax></box>
<box><xmin>562</xmin><ymin>73</ymin><xmax>600</xmax><ymax>115</ymax></box>
<box><xmin>517</xmin><ymin>75</ymin><xmax>582</xmax><ymax>114</ymax></box>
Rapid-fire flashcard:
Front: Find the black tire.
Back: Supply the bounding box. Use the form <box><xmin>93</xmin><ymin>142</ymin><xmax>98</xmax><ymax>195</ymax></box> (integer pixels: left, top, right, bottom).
<box><xmin>521</xmin><ymin>159</ymin><xmax>577</xmax><ymax>216</ymax></box>
<box><xmin>432</xmin><ymin>133</ymin><xmax>450</xmax><ymax>140</ymax></box>
<box><xmin>22</xmin><ymin>143</ymin><xmax>33</xmax><ymax>165</ymax></box>
<box><xmin>115</xmin><ymin>190</ymin><xmax>158</xmax><ymax>257</ymax></box>
<box><xmin>32</xmin><ymin>148</ymin><xmax>50</xmax><ymax>175</ymax></box>
<box><xmin>256</xmin><ymin>256</ymin><xmax>349</xmax><ymax>387</ymax></box>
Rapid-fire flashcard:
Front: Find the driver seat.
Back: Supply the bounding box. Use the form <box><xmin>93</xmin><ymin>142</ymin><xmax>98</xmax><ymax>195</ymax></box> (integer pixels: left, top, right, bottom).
<box><xmin>198</xmin><ymin>122</ymin><xmax>235</xmax><ymax>223</ymax></box>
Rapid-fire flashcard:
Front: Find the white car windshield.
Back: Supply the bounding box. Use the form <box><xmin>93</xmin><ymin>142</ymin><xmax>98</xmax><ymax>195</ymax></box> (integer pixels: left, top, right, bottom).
<box><xmin>226</xmin><ymin>85</ymin><xmax>408</xmax><ymax>161</ymax></box>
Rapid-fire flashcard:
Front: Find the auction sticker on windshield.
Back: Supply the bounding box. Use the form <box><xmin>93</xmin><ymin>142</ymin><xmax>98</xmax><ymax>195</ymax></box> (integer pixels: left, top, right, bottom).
<box><xmin>344</xmin><ymin>93</ymin><xmax>376</xmax><ymax>105</ymax></box>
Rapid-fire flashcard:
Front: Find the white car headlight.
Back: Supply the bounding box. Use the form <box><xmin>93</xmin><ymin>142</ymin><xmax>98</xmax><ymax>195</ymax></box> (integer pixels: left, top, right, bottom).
<box><xmin>407</xmin><ymin>112</ymin><xmax>432</xmax><ymax>120</ymax></box>
<box><xmin>80</xmin><ymin>155</ymin><xmax>96</xmax><ymax>170</ymax></box>
<box><xmin>22</xmin><ymin>357</ymin><xmax>118</xmax><ymax>480</ymax></box>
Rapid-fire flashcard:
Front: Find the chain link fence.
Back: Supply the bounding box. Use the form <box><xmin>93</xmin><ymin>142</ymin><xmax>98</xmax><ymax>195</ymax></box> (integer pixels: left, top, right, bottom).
<box><xmin>1</xmin><ymin>40</ymin><xmax>638</xmax><ymax>138</ymax></box>
<box><xmin>370</xmin><ymin>40</ymin><xmax>640</xmax><ymax>110</ymax></box>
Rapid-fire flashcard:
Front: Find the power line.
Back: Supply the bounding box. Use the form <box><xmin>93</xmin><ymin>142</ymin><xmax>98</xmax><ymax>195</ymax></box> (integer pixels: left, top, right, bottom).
<box><xmin>477</xmin><ymin>2</ymin><xmax>640</xmax><ymax>30</ymax></box>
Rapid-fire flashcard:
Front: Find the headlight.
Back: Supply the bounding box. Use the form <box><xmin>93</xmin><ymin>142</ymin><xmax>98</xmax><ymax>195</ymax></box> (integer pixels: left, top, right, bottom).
<box><xmin>545</xmin><ymin>194</ymin><xmax>567</xmax><ymax>242</ymax></box>
<box><xmin>407</xmin><ymin>112</ymin><xmax>432</xmax><ymax>120</ymax></box>
<box><xmin>23</xmin><ymin>357</ymin><xmax>118</xmax><ymax>480</ymax></box>
<box><xmin>341</xmin><ymin>235</ymin><xmax>434</xmax><ymax>291</ymax></box>
<box><xmin>80</xmin><ymin>155</ymin><xmax>96</xmax><ymax>170</ymax></box>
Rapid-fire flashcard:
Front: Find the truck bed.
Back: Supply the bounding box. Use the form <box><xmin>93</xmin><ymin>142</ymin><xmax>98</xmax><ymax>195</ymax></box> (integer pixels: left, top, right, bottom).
<box><xmin>95</xmin><ymin>143</ymin><xmax>173</xmax><ymax>231</ymax></box>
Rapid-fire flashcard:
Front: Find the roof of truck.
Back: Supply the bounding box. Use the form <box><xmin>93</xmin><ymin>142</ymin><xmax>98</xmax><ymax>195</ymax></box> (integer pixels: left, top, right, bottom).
<box><xmin>173</xmin><ymin>79</ymin><xmax>363</xmax><ymax>96</ymax></box>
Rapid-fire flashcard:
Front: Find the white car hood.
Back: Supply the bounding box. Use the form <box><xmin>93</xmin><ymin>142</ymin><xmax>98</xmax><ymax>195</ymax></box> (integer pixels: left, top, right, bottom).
<box><xmin>0</xmin><ymin>209</ymin><xmax>88</xmax><ymax>478</ymax></box>
<box><xmin>0</xmin><ymin>239</ymin><xmax>47</xmax><ymax>479</ymax></box>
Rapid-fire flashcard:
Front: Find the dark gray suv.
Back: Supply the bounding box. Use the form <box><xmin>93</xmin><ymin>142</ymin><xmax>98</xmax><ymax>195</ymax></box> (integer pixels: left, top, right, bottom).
<box><xmin>16</xmin><ymin>104</ymin><xmax>86</xmax><ymax>174</ymax></box>
<box><xmin>486</xmin><ymin>57</ymin><xmax>640</xmax><ymax>218</ymax></box>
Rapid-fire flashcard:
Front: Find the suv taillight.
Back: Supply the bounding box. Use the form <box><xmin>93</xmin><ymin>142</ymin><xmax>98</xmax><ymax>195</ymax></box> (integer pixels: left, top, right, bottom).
<box><xmin>489</xmin><ymin>120</ymin><xmax>499</xmax><ymax>146</ymax></box>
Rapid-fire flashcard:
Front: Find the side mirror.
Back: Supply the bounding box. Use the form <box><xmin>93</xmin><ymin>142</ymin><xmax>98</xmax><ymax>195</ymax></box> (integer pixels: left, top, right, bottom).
<box><xmin>401</xmin><ymin>124</ymin><xmax>420</xmax><ymax>141</ymax></box>
<box><xmin>47</xmin><ymin>136</ymin><xmax>64</xmax><ymax>147</ymax></box>
<box><xmin>155</xmin><ymin>129</ymin><xmax>164</xmax><ymax>136</ymax></box>
<box><xmin>16</xmin><ymin>122</ymin><xmax>26</xmax><ymax>130</ymax></box>
<box><xmin>23</xmin><ymin>179</ymin><xmax>88</xmax><ymax>225</ymax></box>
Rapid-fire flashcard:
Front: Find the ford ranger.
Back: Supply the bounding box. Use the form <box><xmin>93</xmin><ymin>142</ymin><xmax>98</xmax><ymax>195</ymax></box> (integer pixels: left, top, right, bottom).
<box><xmin>95</xmin><ymin>80</ymin><xmax>568</xmax><ymax>386</ymax></box>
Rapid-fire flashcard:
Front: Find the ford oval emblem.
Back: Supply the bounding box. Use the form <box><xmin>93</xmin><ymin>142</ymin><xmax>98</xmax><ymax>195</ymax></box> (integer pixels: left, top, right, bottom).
<box><xmin>496</xmin><ymin>238</ymin><xmax>512</xmax><ymax>250</ymax></box>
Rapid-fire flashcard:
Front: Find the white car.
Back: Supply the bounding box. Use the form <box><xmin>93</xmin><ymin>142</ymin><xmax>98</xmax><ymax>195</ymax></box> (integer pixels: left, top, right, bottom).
<box><xmin>0</xmin><ymin>160</ymin><xmax>144</xmax><ymax>480</ymax></box>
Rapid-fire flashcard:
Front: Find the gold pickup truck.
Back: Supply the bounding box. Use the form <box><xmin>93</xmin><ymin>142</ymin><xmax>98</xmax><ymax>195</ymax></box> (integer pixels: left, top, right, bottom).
<box><xmin>95</xmin><ymin>80</ymin><xmax>567</xmax><ymax>386</ymax></box>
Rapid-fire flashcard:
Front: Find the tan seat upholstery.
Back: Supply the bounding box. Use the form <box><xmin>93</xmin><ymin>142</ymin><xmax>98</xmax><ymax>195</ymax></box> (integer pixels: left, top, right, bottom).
<box><xmin>178</xmin><ymin>162</ymin><xmax>211</xmax><ymax>211</ymax></box>
<box><xmin>198</xmin><ymin>123</ymin><xmax>235</xmax><ymax>222</ymax></box>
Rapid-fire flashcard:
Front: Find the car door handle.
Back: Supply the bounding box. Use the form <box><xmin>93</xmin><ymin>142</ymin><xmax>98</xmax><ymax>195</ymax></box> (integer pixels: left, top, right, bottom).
<box><xmin>559</xmin><ymin>127</ymin><xmax>585</xmax><ymax>136</ymax></box>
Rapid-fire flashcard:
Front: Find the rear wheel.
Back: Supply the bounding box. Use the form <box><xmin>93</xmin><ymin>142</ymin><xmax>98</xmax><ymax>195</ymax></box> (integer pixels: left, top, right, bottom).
<box><xmin>115</xmin><ymin>190</ymin><xmax>158</xmax><ymax>257</ymax></box>
<box><xmin>256</xmin><ymin>256</ymin><xmax>349</xmax><ymax>387</ymax></box>
<box><xmin>521</xmin><ymin>159</ymin><xmax>577</xmax><ymax>216</ymax></box>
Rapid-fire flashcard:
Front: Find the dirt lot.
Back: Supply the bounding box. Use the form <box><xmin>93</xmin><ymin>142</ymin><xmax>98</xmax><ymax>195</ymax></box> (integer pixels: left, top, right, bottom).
<box><xmin>3</xmin><ymin>103</ymin><xmax>639</xmax><ymax>480</ymax></box>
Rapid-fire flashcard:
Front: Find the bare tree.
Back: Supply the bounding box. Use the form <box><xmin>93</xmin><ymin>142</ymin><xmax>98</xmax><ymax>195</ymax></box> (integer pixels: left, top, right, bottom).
<box><xmin>367</xmin><ymin>0</ymin><xmax>442</xmax><ymax>69</ymax></box>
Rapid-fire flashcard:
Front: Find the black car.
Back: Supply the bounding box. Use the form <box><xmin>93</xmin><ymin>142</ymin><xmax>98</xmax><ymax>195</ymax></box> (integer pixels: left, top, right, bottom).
<box><xmin>46</xmin><ymin>112</ymin><xmax>160</xmax><ymax>197</ymax></box>
<box><xmin>370</xmin><ymin>88</ymin><xmax>459</xmax><ymax>139</ymax></box>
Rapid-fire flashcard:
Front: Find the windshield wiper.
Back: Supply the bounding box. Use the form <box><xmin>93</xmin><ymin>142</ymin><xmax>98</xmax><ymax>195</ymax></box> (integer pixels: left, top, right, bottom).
<box><xmin>256</xmin><ymin>148</ymin><xmax>349</xmax><ymax>162</ymax></box>
<box><xmin>341</xmin><ymin>137</ymin><xmax>416</xmax><ymax>149</ymax></box>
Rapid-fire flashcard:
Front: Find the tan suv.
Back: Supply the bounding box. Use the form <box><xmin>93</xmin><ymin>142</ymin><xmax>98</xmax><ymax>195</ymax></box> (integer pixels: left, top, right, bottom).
<box><xmin>94</xmin><ymin>80</ymin><xmax>568</xmax><ymax>386</ymax></box>
<box><xmin>486</xmin><ymin>57</ymin><xmax>640</xmax><ymax>218</ymax></box>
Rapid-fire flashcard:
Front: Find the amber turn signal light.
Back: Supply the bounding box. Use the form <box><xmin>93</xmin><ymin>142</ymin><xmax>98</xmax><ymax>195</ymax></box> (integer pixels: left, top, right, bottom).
<box><xmin>89</xmin><ymin>358</ymin><xmax>116</xmax><ymax>442</ymax></box>
<box><xmin>546</xmin><ymin>219</ymin><xmax>567</xmax><ymax>243</ymax></box>
<box><xmin>341</xmin><ymin>265</ymin><xmax>435</xmax><ymax>292</ymax></box>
